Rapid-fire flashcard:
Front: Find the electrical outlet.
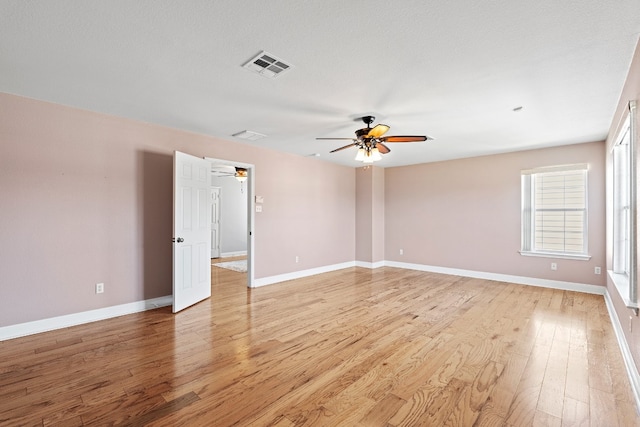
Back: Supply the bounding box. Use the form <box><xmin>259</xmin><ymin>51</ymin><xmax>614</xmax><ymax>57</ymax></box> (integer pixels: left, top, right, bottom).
<box><xmin>295</xmin><ymin>256</ymin><xmax>299</xmax><ymax>263</ymax></box>
<box><xmin>96</xmin><ymin>283</ymin><xmax>104</xmax><ymax>294</ymax></box>
<box><xmin>595</xmin><ymin>266</ymin><xmax>601</xmax><ymax>275</ymax></box>
<box><xmin>551</xmin><ymin>263</ymin><xmax>557</xmax><ymax>271</ymax></box>
<box><xmin>399</xmin><ymin>249</ymin><xmax>403</xmax><ymax>255</ymax></box>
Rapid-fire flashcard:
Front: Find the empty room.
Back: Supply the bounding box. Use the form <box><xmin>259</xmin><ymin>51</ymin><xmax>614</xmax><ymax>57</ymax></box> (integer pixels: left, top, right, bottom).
<box><xmin>2</xmin><ymin>1</ymin><xmax>640</xmax><ymax>426</ymax></box>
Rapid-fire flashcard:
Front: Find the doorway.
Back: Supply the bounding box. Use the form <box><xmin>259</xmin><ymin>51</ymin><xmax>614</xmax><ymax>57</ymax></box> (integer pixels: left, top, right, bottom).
<box><xmin>206</xmin><ymin>157</ymin><xmax>255</xmax><ymax>288</ymax></box>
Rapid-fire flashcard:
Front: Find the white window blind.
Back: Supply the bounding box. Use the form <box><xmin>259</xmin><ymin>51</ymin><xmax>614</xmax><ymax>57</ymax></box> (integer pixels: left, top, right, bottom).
<box><xmin>521</xmin><ymin>164</ymin><xmax>589</xmax><ymax>258</ymax></box>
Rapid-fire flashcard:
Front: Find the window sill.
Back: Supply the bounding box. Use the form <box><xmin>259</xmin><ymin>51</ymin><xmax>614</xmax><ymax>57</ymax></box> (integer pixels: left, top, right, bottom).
<box><xmin>519</xmin><ymin>251</ymin><xmax>591</xmax><ymax>261</ymax></box>
<box><xmin>608</xmin><ymin>270</ymin><xmax>639</xmax><ymax>309</ymax></box>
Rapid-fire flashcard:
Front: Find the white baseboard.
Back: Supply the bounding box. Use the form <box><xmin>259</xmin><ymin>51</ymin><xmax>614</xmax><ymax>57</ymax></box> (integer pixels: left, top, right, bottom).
<box><xmin>384</xmin><ymin>260</ymin><xmax>606</xmax><ymax>295</ymax></box>
<box><xmin>0</xmin><ymin>295</ymin><xmax>172</xmax><ymax>342</ymax></box>
<box><xmin>355</xmin><ymin>260</ymin><xmax>386</xmax><ymax>269</ymax></box>
<box><xmin>604</xmin><ymin>291</ymin><xmax>640</xmax><ymax>412</ymax></box>
<box><xmin>252</xmin><ymin>261</ymin><xmax>356</xmax><ymax>288</ymax></box>
<box><xmin>220</xmin><ymin>251</ymin><xmax>247</xmax><ymax>258</ymax></box>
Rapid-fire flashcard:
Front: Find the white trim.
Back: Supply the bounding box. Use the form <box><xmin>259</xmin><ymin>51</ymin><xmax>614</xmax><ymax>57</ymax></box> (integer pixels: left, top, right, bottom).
<box><xmin>252</xmin><ymin>261</ymin><xmax>356</xmax><ymax>288</ymax></box>
<box><xmin>384</xmin><ymin>261</ymin><xmax>606</xmax><ymax>295</ymax></box>
<box><xmin>630</xmin><ymin>100</ymin><xmax>637</xmax><ymax>306</ymax></box>
<box><xmin>220</xmin><ymin>251</ymin><xmax>247</xmax><ymax>258</ymax></box>
<box><xmin>205</xmin><ymin>156</ymin><xmax>255</xmax><ymax>289</ymax></box>
<box><xmin>521</xmin><ymin>163</ymin><xmax>589</xmax><ymax>175</ymax></box>
<box><xmin>355</xmin><ymin>260</ymin><xmax>385</xmax><ymax>269</ymax></box>
<box><xmin>519</xmin><ymin>251</ymin><xmax>591</xmax><ymax>261</ymax></box>
<box><xmin>609</xmin><ymin>270</ymin><xmax>639</xmax><ymax>309</ymax></box>
<box><xmin>604</xmin><ymin>290</ymin><xmax>640</xmax><ymax>411</ymax></box>
<box><xmin>0</xmin><ymin>296</ymin><xmax>172</xmax><ymax>342</ymax></box>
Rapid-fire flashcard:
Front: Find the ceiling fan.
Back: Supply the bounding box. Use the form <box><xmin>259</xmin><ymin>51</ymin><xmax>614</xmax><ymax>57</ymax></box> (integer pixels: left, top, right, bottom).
<box><xmin>211</xmin><ymin>165</ymin><xmax>248</xmax><ymax>182</ymax></box>
<box><xmin>316</xmin><ymin>116</ymin><xmax>433</xmax><ymax>163</ymax></box>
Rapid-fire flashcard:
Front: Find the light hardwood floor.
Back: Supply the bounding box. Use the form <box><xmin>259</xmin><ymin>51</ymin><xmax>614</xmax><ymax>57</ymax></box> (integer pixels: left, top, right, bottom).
<box><xmin>1</xmin><ymin>266</ymin><xmax>638</xmax><ymax>426</ymax></box>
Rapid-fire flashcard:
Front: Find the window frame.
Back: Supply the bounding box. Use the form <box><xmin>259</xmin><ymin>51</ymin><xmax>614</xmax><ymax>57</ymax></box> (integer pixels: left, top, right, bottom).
<box><xmin>610</xmin><ymin>100</ymin><xmax>638</xmax><ymax>309</ymax></box>
<box><xmin>520</xmin><ymin>163</ymin><xmax>590</xmax><ymax>260</ymax></box>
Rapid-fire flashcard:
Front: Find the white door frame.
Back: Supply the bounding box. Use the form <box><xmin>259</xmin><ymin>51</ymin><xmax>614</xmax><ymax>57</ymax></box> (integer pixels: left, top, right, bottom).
<box><xmin>210</xmin><ymin>187</ymin><xmax>221</xmax><ymax>258</ymax></box>
<box><xmin>206</xmin><ymin>157</ymin><xmax>255</xmax><ymax>288</ymax></box>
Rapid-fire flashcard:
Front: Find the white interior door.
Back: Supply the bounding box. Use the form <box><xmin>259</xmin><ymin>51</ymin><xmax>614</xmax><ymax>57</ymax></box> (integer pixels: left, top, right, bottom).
<box><xmin>173</xmin><ymin>151</ymin><xmax>212</xmax><ymax>313</ymax></box>
<box><xmin>211</xmin><ymin>187</ymin><xmax>221</xmax><ymax>258</ymax></box>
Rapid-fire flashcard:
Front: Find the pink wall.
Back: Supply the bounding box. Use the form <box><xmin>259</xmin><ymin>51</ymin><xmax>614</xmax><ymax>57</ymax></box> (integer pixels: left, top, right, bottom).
<box><xmin>355</xmin><ymin>166</ymin><xmax>385</xmax><ymax>263</ymax></box>
<box><xmin>0</xmin><ymin>93</ymin><xmax>355</xmax><ymax>326</ymax></box>
<box><xmin>605</xmin><ymin>39</ymin><xmax>640</xmax><ymax>373</ymax></box>
<box><xmin>372</xmin><ymin>166</ymin><xmax>385</xmax><ymax>263</ymax></box>
<box><xmin>385</xmin><ymin>141</ymin><xmax>606</xmax><ymax>285</ymax></box>
<box><xmin>355</xmin><ymin>168</ymin><xmax>373</xmax><ymax>262</ymax></box>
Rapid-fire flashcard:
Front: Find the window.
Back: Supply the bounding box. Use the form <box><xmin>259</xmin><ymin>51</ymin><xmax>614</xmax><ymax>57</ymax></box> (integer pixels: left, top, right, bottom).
<box><xmin>611</xmin><ymin>100</ymin><xmax>637</xmax><ymax>309</ymax></box>
<box><xmin>613</xmin><ymin>115</ymin><xmax>631</xmax><ymax>277</ymax></box>
<box><xmin>521</xmin><ymin>164</ymin><xmax>589</xmax><ymax>259</ymax></box>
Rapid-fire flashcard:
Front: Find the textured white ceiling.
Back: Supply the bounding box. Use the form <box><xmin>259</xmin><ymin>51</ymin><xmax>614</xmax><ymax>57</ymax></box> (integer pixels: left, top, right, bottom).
<box><xmin>1</xmin><ymin>1</ymin><xmax>639</xmax><ymax>167</ymax></box>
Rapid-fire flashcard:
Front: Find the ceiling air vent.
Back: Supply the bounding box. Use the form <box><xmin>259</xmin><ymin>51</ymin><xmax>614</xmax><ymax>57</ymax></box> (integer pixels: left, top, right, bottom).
<box><xmin>243</xmin><ymin>51</ymin><xmax>293</xmax><ymax>79</ymax></box>
<box><xmin>232</xmin><ymin>130</ymin><xmax>267</xmax><ymax>141</ymax></box>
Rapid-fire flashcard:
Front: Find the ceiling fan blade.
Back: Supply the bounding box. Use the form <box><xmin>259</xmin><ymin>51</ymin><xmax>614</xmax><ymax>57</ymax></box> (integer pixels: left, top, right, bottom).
<box><xmin>367</xmin><ymin>124</ymin><xmax>390</xmax><ymax>138</ymax></box>
<box><xmin>381</xmin><ymin>135</ymin><xmax>429</xmax><ymax>143</ymax></box>
<box><xmin>316</xmin><ymin>137</ymin><xmax>356</xmax><ymax>140</ymax></box>
<box><xmin>330</xmin><ymin>142</ymin><xmax>357</xmax><ymax>153</ymax></box>
<box><xmin>377</xmin><ymin>143</ymin><xmax>391</xmax><ymax>154</ymax></box>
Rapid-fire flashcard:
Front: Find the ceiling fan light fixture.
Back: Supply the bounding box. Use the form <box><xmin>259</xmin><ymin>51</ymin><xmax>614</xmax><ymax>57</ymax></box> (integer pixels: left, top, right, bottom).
<box><xmin>361</xmin><ymin>148</ymin><xmax>381</xmax><ymax>164</ymax></box>
<box><xmin>235</xmin><ymin>168</ymin><xmax>248</xmax><ymax>182</ymax></box>
<box><xmin>355</xmin><ymin>148</ymin><xmax>366</xmax><ymax>161</ymax></box>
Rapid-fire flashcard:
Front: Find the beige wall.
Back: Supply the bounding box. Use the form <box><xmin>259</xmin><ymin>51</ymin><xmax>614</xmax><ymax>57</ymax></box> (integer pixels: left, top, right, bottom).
<box><xmin>606</xmin><ymin>39</ymin><xmax>640</xmax><ymax>372</ymax></box>
<box><xmin>355</xmin><ymin>166</ymin><xmax>385</xmax><ymax>264</ymax></box>
<box><xmin>372</xmin><ymin>166</ymin><xmax>385</xmax><ymax>263</ymax></box>
<box><xmin>0</xmin><ymin>93</ymin><xmax>355</xmax><ymax>326</ymax></box>
<box><xmin>385</xmin><ymin>141</ymin><xmax>606</xmax><ymax>285</ymax></box>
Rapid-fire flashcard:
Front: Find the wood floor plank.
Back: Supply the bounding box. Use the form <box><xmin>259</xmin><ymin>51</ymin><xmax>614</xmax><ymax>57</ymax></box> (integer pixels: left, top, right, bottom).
<box><xmin>562</xmin><ymin>396</ymin><xmax>589</xmax><ymax>427</ymax></box>
<box><xmin>532</xmin><ymin>409</ymin><xmax>561</xmax><ymax>427</ymax></box>
<box><xmin>504</xmin><ymin>340</ymin><xmax>551</xmax><ymax>425</ymax></box>
<box><xmin>536</xmin><ymin>329</ymin><xmax>569</xmax><ymax>418</ymax></box>
<box><xmin>443</xmin><ymin>360</ymin><xmax>504</xmax><ymax>426</ymax></box>
<box><xmin>358</xmin><ymin>393</ymin><xmax>406</xmax><ymax>426</ymax></box>
<box><xmin>565</xmin><ymin>338</ymin><xmax>590</xmax><ymax>403</ymax></box>
<box><xmin>590</xmin><ymin>387</ymin><xmax>621</xmax><ymax>427</ymax></box>
<box><xmin>474</xmin><ymin>352</ymin><xmax>528</xmax><ymax>425</ymax></box>
<box><xmin>0</xmin><ymin>266</ymin><xmax>638</xmax><ymax>426</ymax></box>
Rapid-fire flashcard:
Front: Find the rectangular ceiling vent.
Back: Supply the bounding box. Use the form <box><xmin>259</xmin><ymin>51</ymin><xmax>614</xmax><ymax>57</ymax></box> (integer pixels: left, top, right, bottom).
<box><xmin>232</xmin><ymin>130</ymin><xmax>267</xmax><ymax>141</ymax></box>
<box><xmin>243</xmin><ymin>51</ymin><xmax>293</xmax><ymax>79</ymax></box>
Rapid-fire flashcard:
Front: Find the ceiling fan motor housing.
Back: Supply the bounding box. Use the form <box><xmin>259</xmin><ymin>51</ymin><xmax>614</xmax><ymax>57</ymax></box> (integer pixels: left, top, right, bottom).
<box><xmin>355</xmin><ymin>128</ymin><xmax>370</xmax><ymax>138</ymax></box>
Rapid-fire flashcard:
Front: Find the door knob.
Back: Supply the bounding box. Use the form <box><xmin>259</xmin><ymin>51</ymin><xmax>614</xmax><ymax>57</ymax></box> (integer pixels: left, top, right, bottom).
<box><xmin>172</xmin><ymin>237</ymin><xmax>184</xmax><ymax>243</ymax></box>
